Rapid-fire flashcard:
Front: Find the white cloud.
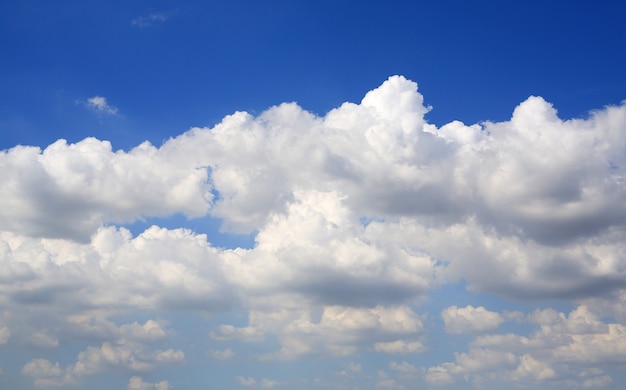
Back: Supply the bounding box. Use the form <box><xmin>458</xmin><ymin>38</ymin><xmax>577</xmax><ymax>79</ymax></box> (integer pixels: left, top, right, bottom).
<box><xmin>260</xmin><ymin>378</ymin><xmax>281</xmax><ymax>388</ymax></box>
<box><xmin>374</xmin><ymin>340</ymin><xmax>426</xmax><ymax>354</ymax></box>
<box><xmin>20</xmin><ymin>318</ymin><xmax>182</xmax><ymax>388</ymax></box>
<box><xmin>5</xmin><ymin>76</ymin><xmax>625</xmax><ymax>302</ymax></box>
<box><xmin>427</xmin><ymin>304</ymin><xmax>626</xmax><ymax>387</ymax></box>
<box><xmin>128</xmin><ymin>376</ymin><xmax>172</xmax><ymax>390</ymax></box>
<box><xmin>118</xmin><ymin>320</ymin><xmax>169</xmax><ymax>343</ymax></box>
<box><xmin>0</xmin><ymin>325</ymin><xmax>10</xmax><ymax>345</ymax></box>
<box><xmin>441</xmin><ymin>305</ymin><xmax>505</xmax><ymax>334</ymax></box>
<box><xmin>235</xmin><ymin>376</ymin><xmax>256</xmax><ymax>387</ymax></box>
<box><xmin>0</xmin><ymin>139</ymin><xmax>212</xmax><ymax>241</ymax></box>
<box><xmin>212</xmin><ymin>305</ymin><xmax>425</xmax><ymax>360</ymax></box>
<box><xmin>28</xmin><ymin>332</ymin><xmax>59</xmax><ymax>348</ymax></box>
<box><xmin>424</xmin><ymin>365</ymin><xmax>454</xmax><ymax>386</ymax></box>
<box><xmin>581</xmin><ymin>375</ymin><xmax>612</xmax><ymax>388</ymax></box>
<box><xmin>85</xmin><ymin>96</ymin><xmax>118</xmax><ymax>115</ymax></box>
<box><xmin>21</xmin><ymin>359</ymin><xmax>72</xmax><ymax>388</ymax></box>
<box><xmin>389</xmin><ymin>361</ymin><xmax>421</xmax><ymax>375</ymax></box>
<box><xmin>209</xmin><ymin>348</ymin><xmax>235</xmax><ymax>360</ymax></box>
<box><xmin>4</xmin><ymin>76</ymin><xmax>626</xmax><ymax>388</ymax></box>
<box><xmin>23</xmin><ymin>342</ymin><xmax>184</xmax><ymax>387</ymax></box>
<box><xmin>0</xmin><ymin>227</ymin><xmax>232</xmax><ymax>324</ymax></box>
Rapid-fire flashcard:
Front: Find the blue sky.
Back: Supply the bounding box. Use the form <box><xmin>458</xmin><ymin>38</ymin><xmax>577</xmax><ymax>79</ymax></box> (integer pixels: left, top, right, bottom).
<box><xmin>1</xmin><ymin>1</ymin><xmax>626</xmax><ymax>389</ymax></box>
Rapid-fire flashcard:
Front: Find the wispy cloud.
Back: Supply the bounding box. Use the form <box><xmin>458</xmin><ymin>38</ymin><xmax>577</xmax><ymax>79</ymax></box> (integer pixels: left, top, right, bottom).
<box><xmin>82</xmin><ymin>96</ymin><xmax>119</xmax><ymax>115</ymax></box>
<box><xmin>132</xmin><ymin>11</ymin><xmax>172</xmax><ymax>28</ymax></box>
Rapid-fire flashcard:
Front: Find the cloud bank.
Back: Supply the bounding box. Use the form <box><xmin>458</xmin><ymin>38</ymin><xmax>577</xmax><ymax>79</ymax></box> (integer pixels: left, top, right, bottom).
<box><xmin>1</xmin><ymin>76</ymin><xmax>626</xmax><ymax>388</ymax></box>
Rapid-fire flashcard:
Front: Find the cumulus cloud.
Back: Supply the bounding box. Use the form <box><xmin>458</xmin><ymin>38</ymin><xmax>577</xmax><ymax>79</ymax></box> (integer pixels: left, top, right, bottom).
<box><xmin>21</xmin><ymin>317</ymin><xmax>183</xmax><ymax>388</ymax></box>
<box><xmin>23</xmin><ymin>342</ymin><xmax>184</xmax><ymax>387</ymax></box>
<box><xmin>128</xmin><ymin>376</ymin><xmax>171</xmax><ymax>390</ymax></box>
<box><xmin>10</xmin><ymin>75</ymin><xmax>620</xmax><ymax>298</ymax></box>
<box><xmin>426</xmin><ymin>304</ymin><xmax>626</xmax><ymax>387</ymax></box>
<box><xmin>3</xmin><ymin>76</ymin><xmax>626</xmax><ymax>388</ymax></box>
<box><xmin>374</xmin><ymin>339</ymin><xmax>426</xmax><ymax>354</ymax></box>
<box><xmin>0</xmin><ymin>139</ymin><xmax>212</xmax><ymax>241</ymax></box>
<box><xmin>441</xmin><ymin>305</ymin><xmax>505</xmax><ymax>334</ymax></box>
<box><xmin>212</xmin><ymin>305</ymin><xmax>425</xmax><ymax>360</ymax></box>
<box><xmin>235</xmin><ymin>376</ymin><xmax>256</xmax><ymax>387</ymax></box>
<box><xmin>208</xmin><ymin>348</ymin><xmax>235</xmax><ymax>360</ymax></box>
<box><xmin>389</xmin><ymin>361</ymin><xmax>421</xmax><ymax>375</ymax></box>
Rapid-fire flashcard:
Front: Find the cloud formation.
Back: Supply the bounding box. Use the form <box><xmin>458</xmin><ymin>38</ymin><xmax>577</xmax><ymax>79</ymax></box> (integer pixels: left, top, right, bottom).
<box><xmin>20</xmin><ymin>317</ymin><xmax>182</xmax><ymax>387</ymax></box>
<box><xmin>441</xmin><ymin>305</ymin><xmax>505</xmax><ymax>334</ymax></box>
<box><xmin>426</xmin><ymin>305</ymin><xmax>624</xmax><ymax>387</ymax></box>
<box><xmin>85</xmin><ymin>96</ymin><xmax>119</xmax><ymax>115</ymax></box>
<box><xmin>2</xmin><ymin>76</ymin><xmax>626</xmax><ymax>388</ymax></box>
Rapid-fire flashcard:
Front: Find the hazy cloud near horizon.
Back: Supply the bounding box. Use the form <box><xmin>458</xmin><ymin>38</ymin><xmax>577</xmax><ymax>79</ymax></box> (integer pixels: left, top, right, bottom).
<box><xmin>2</xmin><ymin>76</ymin><xmax>626</xmax><ymax>388</ymax></box>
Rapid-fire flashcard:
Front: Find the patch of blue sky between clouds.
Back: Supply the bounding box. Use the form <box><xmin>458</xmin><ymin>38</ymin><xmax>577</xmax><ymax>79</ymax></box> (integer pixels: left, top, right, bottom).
<box><xmin>120</xmin><ymin>214</ymin><xmax>256</xmax><ymax>250</ymax></box>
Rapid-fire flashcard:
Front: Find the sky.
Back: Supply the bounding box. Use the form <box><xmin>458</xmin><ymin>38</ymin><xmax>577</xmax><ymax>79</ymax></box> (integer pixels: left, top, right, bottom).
<box><xmin>1</xmin><ymin>1</ymin><xmax>626</xmax><ymax>389</ymax></box>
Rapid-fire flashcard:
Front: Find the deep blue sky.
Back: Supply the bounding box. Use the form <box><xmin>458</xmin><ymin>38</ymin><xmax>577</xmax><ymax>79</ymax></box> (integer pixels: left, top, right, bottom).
<box><xmin>2</xmin><ymin>1</ymin><xmax>625</xmax><ymax>150</ymax></box>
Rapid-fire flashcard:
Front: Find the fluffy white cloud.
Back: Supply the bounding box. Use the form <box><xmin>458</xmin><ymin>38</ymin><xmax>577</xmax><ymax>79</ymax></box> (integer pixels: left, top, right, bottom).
<box><xmin>23</xmin><ymin>341</ymin><xmax>184</xmax><ymax>387</ymax></box>
<box><xmin>441</xmin><ymin>305</ymin><xmax>505</xmax><ymax>334</ymax></box>
<box><xmin>229</xmin><ymin>190</ymin><xmax>436</xmax><ymax>307</ymax></box>
<box><xmin>0</xmin><ymin>139</ymin><xmax>212</xmax><ymax>241</ymax></box>
<box><xmin>21</xmin><ymin>359</ymin><xmax>71</xmax><ymax>388</ymax></box>
<box><xmin>427</xmin><ymin>304</ymin><xmax>626</xmax><ymax>387</ymax></box>
<box><xmin>211</xmin><ymin>304</ymin><xmax>424</xmax><ymax>360</ymax></box>
<box><xmin>5</xmin><ymin>76</ymin><xmax>626</xmax><ymax>300</ymax></box>
<box><xmin>3</xmin><ymin>76</ymin><xmax>626</xmax><ymax>388</ymax></box>
<box><xmin>0</xmin><ymin>226</ymin><xmax>232</xmax><ymax>323</ymax></box>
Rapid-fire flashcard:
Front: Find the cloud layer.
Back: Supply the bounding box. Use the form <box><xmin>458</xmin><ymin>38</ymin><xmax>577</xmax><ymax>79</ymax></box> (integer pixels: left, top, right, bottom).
<box><xmin>1</xmin><ymin>76</ymin><xmax>626</xmax><ymax>388</ymax></box>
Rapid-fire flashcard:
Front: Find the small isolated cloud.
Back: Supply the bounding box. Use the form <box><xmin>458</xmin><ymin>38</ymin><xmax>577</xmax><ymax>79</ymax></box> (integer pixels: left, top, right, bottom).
<box><xmin>132</xmin><ymin>12</ymin><xmax>172</xmax><ymax>28</ymax></box>
<box><xmin>83</xmin><ymin>96</ymin><xmax>119</xmax><ymax>115</ymax></box>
